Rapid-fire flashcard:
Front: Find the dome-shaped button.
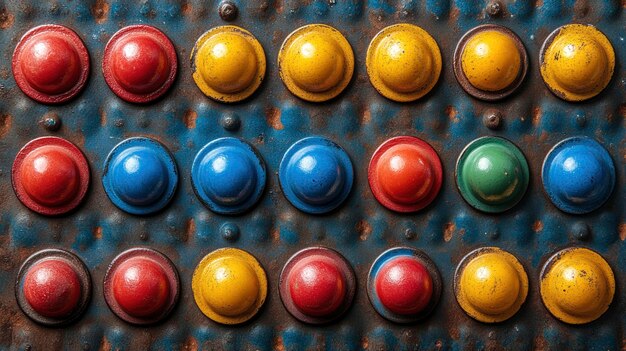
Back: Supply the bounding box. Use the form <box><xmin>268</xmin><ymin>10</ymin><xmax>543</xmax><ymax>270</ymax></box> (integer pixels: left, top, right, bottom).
<box><xmin>12</xmin><ymin>137</ymin><xmax>90</xmax><ymax>216</ymax></box>
<box><xmin>104</xmin><ymin>248</ymin><xmax>179</xmax><ymax>325</ymax></box>
<box><xmin>368</xmin><ymin>136</ymin><xmax>443</xmax><ymax>213</ymax></box>
<box><xmin>279</xmin><ymin>247</ymin><xmax>355</xmax><ymax>324</ymax></box>
<box><xmin>12</xmin><ymin>25</ymin><xmax>89</xmax><ymax>104</ymax></box>
<box><xmin>540</xmin><ymin>24</ymin><xmax>615</xmax><ymax>102</ymax></box>
<box><xmin>102</xmin><ymin>137</ymin><xmax>178</xmax><ymax>215</ymax></box>
<box><xmin>191</xmin><ymin>138</ymin><xmax>266</xmax><ymax>215</ymax></box>
<box><xmin>278</xmin><ymin>24</ymin><xmax>354</xmax><ymax>102</ymax></box>
<box><xmin>454</xmin><ymin>24</ymin><xmax>528</xmax><ymax>100</ymax></box>
<box><xmin>192</xmin><ymin>248</ymin><xmax>267</xmax><ymax>325</ymax></box>
<box><xmin>279</xmin><ymin>137</ymin><xmax>353</xmax><ymax>214</ymax></box>
<box><xmin>16</xmin><ymin>249</ymin><xmax>91</xmax><ymax>326</ymax></box>
<box><xmin>454</xmin><ymin>247</ymin><xmax>528</xmax><ymax>323</ymax></box>
<box><xmin>366</xmin><ymin>24</ymin><xmax>442</xmax><ymax>102</ymax></box>
<box><xmin>103</xmin><ymin>25</ymin><xmax>177</xmax><ymax>103</ymax></box>
<box><xmin>456</xmin><ymin>137</ymin><xmax>529</xmax><ymax>213</ymax></box>
<box><xmin>542</xmin><ymin>137</ymin><xmax>615</xmax><ymax>214</ymax></box>
<box><xmin>367</xmin><ymin>248</ymin><xmax>442</xmax><ymax>323</ymax></box>
<box><xmin>192</xmin><ymin>26</ymin><xmax>266</xmax><ymax>103</ymax></box>
<box><xmin>540</xmin><ymin>247</ymin><xmax>615</xmax><ymax>324</ymax></box>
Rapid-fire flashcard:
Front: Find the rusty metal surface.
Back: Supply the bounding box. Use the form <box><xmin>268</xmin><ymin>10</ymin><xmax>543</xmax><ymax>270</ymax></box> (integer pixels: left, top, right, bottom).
<box><xmin>0</xmin><ymin>0</ymin><xmax>623</xmax><ymax>350</ymax></box>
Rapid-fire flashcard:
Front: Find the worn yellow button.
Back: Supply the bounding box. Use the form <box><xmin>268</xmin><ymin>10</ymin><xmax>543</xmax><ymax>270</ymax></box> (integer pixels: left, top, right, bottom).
<box><xmin>455</xmin><ymin>247</ymin><xmax>528</xmax><ymax>323</ymax></box>
<box><xmin>191</xmin><ymin>26</ymin><xmax>266</xmax><ymax>103</ymax></box>
<box><xmin>192</xmin><ymin>248</ymin><xmax>267</xmax><ymax>324</ymax></box>
<box><xmin>540</xmin><ymin>24</ymin><xmax>615</xmax><ymax>101</ymax></box>
<box><xmin>278</xmin><ymin>24</ymin><xmax>354</xmax><ymax>102</ymax></box>
<box><xmin>540</xmin><ymin>247</ymin><xmax>615</xmax><ymax>324</ymax></box>
<box><xmin>366</xmin><ymin>24</ymin><xmax>441</xmax><ymax>102</ymax></box>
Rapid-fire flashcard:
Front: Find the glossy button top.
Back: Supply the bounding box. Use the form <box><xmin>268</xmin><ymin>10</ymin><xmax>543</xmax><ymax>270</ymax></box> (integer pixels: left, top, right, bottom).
<box><xmin>540</xmin><ymin>247</ymin><xmax>615</xmax><ymax>324</ymax></box>
<box><xmin>456</xmin><ymin>137</ymin><xmax>529</xmax><ymax>213</ymax></box>
<box><xmin>192</xmin><ymin>26</ymin><xmax>266</xmax><ymax>103</ymax></box>
<box><xmin>16</xmin><ymin>249</ymin><xmax>91</xmax><ymax>326</ymax></box>
<box><xmin>278</xmin><ymin>24</ymin><xmax>354</xmax><ymax>102</ymax></box>
<box><xmin>12</xmin><ymin>24</ymin><xmax>89</xmax><ymax>104</ymax></box>
<box><xmin>12</xmin><ymin>137</ymin><xmax>90</xmax><ymax>216</ymax></box>
<box><xmin>192</xmin><ymin>248</ymin><xmax>267</xmax><ymax>325</ymax></box>
<box><xmin>280</xmin><ymin>247</ymin><xmax>356</xmax><ymax>324</ymax></box>
<box><xmin>455</xmin><ymin>247</ymin><xmax>528</xmax><ymax>323</ymax></box>
<box><xmin>542</xmin><ymin>137</ymin><xmax>615</xmax><ymax>214</ymax></box>
<box><xmin>191</xmin><ymin>138</ymin><xmax>266</xmax><ymax>215</ymax></box>
<box><xmin>368</xmin><ymin>248</ymin><xmax>442</xmax><ymax>323</ymax></box>
<box><xmin>455</xmin><ymin>25</ymin><xmax>527</xmax><ymax>100</ymax></box>
<box><xmin>103</xmin><ymin>137</ymin><xmax>178</xmax><ymax>215</ymax></box>
<box><xmin>103</xmin><ymin>25</ymin><xmax>178</xmax><ymax>103</ymax></box>
<box><xmin>279</xmin><ymin>137</ymin><xmax>354</xmax><ymax>214</ymax></box>
<box><xmin>366</xmin><ymin>24</ymin><xmax>442</xmax><ymax>102</ymax></box>
<box><xmin>104</xmin><ymin>248</ymin><xmax>179</xmax><ymax>325</ymax></box>
<box><xmin>540</xmin><ymin>24</ymin><xmax>615</xmax><ymax>101</ymax></box>
<box><xmin>368</xmin><ymin>136</ymin><xmax>443</xmax><ymax>213</ymax></box>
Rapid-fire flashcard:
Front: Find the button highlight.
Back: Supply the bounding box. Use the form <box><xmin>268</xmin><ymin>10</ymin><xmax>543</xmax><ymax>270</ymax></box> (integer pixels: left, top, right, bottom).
<box><xmin>192</xmin><ymin>248</ymin><xmax>267</xmax><ymax>325</ymax></box>
<box><xmin>366</xmin><ymin>24</ymin><xmax>442</xmax><ymax>102</ymax></box>
<box><xmin>12</xmin><ymin>137</ymin><xmax>90</xmax><ymax>216</ymax></box>
<box><xmin>540</xmin><ymin>24</ymin><xmax>615</xmax><ymax>102</ymax></box>
<box><xmin>368</xmin><ymin>247</ymin><xmax>442</xmax><ymax>323</ymax></box>
<box><xmin>12</xmin><ymin>24</ymin><xmax>89</xmax><ymax>104</ymax></box>
<box><xmin>540</xmin><ymin>247</ymin><xmax>615</xmax><ymax>324</ymax></box>
<box><xmin>280</xmin><ymin>247</ymin><xmax>355</xmax><ymax>324</ymax></box>
<box><xmin>103</xmin><ymin>137</ymin><xmax>178</xmax><ymax>215</ymax></box>
<box><xmin>279</xmin><ymin>137</ymin><xmax>353</xmax><ymax>214</ymax></box>
<box><xmin>191</xmin><ymin>138</ymin><xmax>266</xmax><ymax>215</ymax></box>
<box><xmin>192</xmin><ymin>26</ymin><xmax>266</xmax><ymax>103</ymax></box>
<box><xmin>542</xmin><ymin>137</ymin><xmax>615</xmax><ymax>214</ymax></box>
<box><xmin>455</xmin><ymin>247</ymin><xmax>528</xmax><ymax>323</ymax></box>
<box><xmin>368</xmin><ymin>136</ymin><xmax>443</xmax><ymax>213</ymax></box>
<box><xmin>103</xmin><ymin>25</ymin><xmax>177</xmax><ymax>103</ymax></box>
<box><xmin>278</xmin><ymin>24</ymin><xmax>354</xmax><ymax>102</ymax></box>
<box><xmin>456</xmin><ymin>137</ymin><xmax>529</xmax><ymax>213</ymax></box>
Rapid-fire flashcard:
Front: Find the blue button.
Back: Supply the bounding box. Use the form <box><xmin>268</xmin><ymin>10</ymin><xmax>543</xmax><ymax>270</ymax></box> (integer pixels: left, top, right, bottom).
<box><xmin>279</xmin><ymin>137</ymin><xmax>353</xmax><ymax>214</ymax></box>
<box><xmin>103</xmin><ymin>137</ymin><xmax>178</xmax><ymax>215</ymax></box>
<box><xmin>542</xmin><ymin>137</ymin><xmax>615</xmax><ymax>214</ymax></box>
<box><xmin>192</xmin><ymin>138</ymin><xmax>266</xmax><ymax>215</ymax></box>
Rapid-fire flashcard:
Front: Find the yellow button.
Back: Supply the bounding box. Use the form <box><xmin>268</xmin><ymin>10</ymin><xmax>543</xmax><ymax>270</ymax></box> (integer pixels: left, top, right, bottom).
<box><xmin>540</xmin><ymin>247</ymin><xmax>615</xmax><ymax>324</ymax></box>
<box><xmin>278</xmin><ymin>24</ymin><xmax>354</xmax><ymax>102</ymax></box>
<box><xmin>192</xmin><ymin>26</ymin><xmax>266</xmax><ymax>103</ymax></box>
<box><xmin>366</xmin><ymin>24</ymin><xmax>441</xmax><ymax>102</ymax></box>
<box><xmin>192</xmin><ymin>248</ymin><xmax>267</xmax><ymax>324</ymax></box>
<box><xmin>455</xmin><ymin>247</ymin><xmax>528</xmax><ymax>323</ymax></box>
<box><xmin>540</xmin><ymin>24</ymin><xmax>615</xmax><ymax>101</ymax></box>
<box><xmin>461</xmin><ymin>30</ymin><xmax>521</xmax><ymax>92</ymax></box>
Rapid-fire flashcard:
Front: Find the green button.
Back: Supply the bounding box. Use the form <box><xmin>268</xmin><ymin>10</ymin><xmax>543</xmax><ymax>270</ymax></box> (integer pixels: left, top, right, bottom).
<box><xmin>456</xmin><ymin>137</ymin><xmax>529</xmax><ymax>213</ymax></box>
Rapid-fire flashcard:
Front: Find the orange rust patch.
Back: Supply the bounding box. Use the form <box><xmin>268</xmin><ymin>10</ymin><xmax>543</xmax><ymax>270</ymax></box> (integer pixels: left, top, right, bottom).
<box><xmin>265</xmin><ymin>106</ymin><xmax>284</xmax><ymax>130</ymax></box>
<box><xmin>444</xmin><ymin>222</ymin><xmax>455</xmax><ymax>242</ymax></box>
<box><xmin>619</xmin><ymin>223</ymin><xmax>625</xmax><ymax>241</ymax></box>
<box><xmin>532</xmin><ymin>220</ymin><xmax>544</xmax><ymax>233</ymax></box>
<box><xmin>445</xmin><ymin>106</ymin><xmax>458</xmax><ymax>123</ymax></box>
<box><xmin>0</xmin><ymin>9</ymin><xmax>14</xmax><ymax>29</ymax></box>
<box><xmin>182</xmin><ymin>336</ymin><xmax>198</xmax><ymax>351</ymax></box>
<box><xmin>0</xmin><ymin>114</ymin><xmax>11</xmax><ymax>138</ymax></box>
<box><xmin>91</xmin><ymin>0</ymin><xmax>109</xmax><ymax>24</ymax></box>
<box><xmin>181</xmin><ymin>2</ymin><xmax>192</xmax><ymax>16</ymax></box>
<box><xmin>100</xmin><ymin>107</ymin><xmax>107</xmax><ymax>126</ymax></box>
<box><xmin>361</xmin><ymin>106</ymin><xmax>371</xmax><ymax>124</ymax></box>
<box><xmin>273</xmin><ymin>336</ymin><xmax>285</xmax><ymax>351</ymax></box>
<box><xmin>100</xmin><ymin>336</ymin><xmax>111</xmax><ymax>351</ymax></box>
<box><xmin>361</xmin><ymin>336</ymin><xmax>369</xmax><ymax>349</ymax></box>
<box><xmin>356</xmin><ymin>220</ymin><xmax>372</xmax><ymax>241</ymax></box>
<box><xmin>532</xmin><ymin>107</ymin><xmax>541</xmax><ymax>126</ymax></box>
<box><xmin>271</xmin><ymin>228</ymin><xmax>280</xmax><ymax>242</ymax></box>
<box><xmin>93</xmin><ymin>226</ymin><xmax>103</xmax><ymax>240</ymax></box>
<box><xmin>185</xmin><ymin>218</ymin><xmax>196</xmax><ymax>241</ymax></box>
<box><xmin>183</xmin><ymin>109</ymin><xmax>197</xmax><ymax>129</ymax></box>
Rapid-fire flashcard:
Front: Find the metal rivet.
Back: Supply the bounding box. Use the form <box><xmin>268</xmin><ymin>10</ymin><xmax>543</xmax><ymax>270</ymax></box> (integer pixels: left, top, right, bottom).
<box><xmin>486</xmin><ymin>1</ymin><xmax>502</xmax><ymax>17</ymax></box>
<box><xmin>219</xmin><ymin>1</ymin><xmax>238</xmax><ymax>21</ymax></box>
<box><xmin>220</xmin><ymin>113</ymin><xmax>241</xmax><ymax>131</ymax></box>
<box><xmin>572</xmin><ymin>222</ymin><xmax>591</xmax><ymax>241</ymax></box>
<box><xmin>40</xmin><ymin>113</ymin><xmax>61</xmax><ymax>131</ymax></box>
<box><xmin>220</xmin><ymin>222</ymin><xmax>240</xmax><ymax>242</ymax></box>
<box><xmin>483</xmin><ymin>110</ymin><xmax>503</xmax><ymax>130</ymax></box>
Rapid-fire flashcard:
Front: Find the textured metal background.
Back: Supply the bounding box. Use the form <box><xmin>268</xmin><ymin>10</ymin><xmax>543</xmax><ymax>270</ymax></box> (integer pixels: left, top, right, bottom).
<box><xmin>0</xmin><ymin>0</ymin><xmax>623</xmax><ymax>350</ymax></box>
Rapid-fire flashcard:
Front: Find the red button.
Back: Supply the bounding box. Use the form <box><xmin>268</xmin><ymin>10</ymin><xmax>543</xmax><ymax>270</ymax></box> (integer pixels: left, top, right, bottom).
<box><xmin>12</xmin><ymin>137</ymin><xmax>90</xmax><ymax>216</ymax></box>
<box><xmin>12</xmin><ymin>25</ymin><xmax>89</xmax><ymax>104</ymax></box>
<box><xmin>288</xmin><ymin>256</ymin><xmax>347</xmax><ymax>317</ymax></box>
<box><xmin>104</xmin><ymin>248</ymin><xmax>179</xmax><ymax>324</ymax></box>
<box><xmin>23</xmin><ymin>259</ymin><xmax>82</xmax><ymax>318</ymax></box>
<box><xmin>375</xmin><ymin>257</ymin><xmax>433</xmax><ymax>315</ymax></box>
<box><xmin>368</xmin><ymin>136</ymin><xmax>442</xmax><ymax>212</ymax></box>
<box><xmin>103</xmin><ymin>25</ymin><xmax>177</xmax><ymax>103</ymax></box>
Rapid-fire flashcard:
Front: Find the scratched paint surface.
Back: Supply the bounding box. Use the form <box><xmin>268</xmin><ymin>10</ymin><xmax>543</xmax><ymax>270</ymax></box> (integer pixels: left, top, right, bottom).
<box><xmin>0</xmin><ymin>0</ymin><xmax>624</xmax><ymax>350</ymax></box>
